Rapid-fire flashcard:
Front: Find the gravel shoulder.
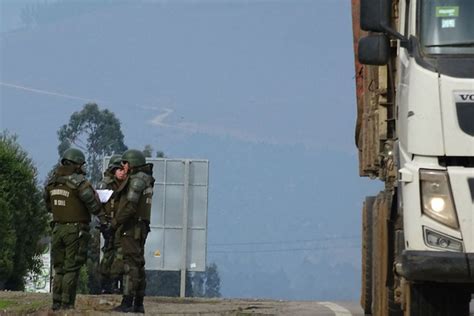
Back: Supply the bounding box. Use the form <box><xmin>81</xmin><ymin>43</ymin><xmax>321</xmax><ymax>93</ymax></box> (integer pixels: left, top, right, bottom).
<box><xmin>0</xmin><ymin>292</ymin><xmax>341</xmax><ymax>316</ymax></box>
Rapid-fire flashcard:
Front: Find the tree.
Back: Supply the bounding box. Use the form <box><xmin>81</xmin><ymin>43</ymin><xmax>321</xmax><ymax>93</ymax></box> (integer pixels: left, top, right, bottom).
<box><xmin>143</xmin><ymin>144</ymin><xmax>165</xmax><ymax>158</ymax></box>
<box><xmin>189</xmin><ymin>263</ymin><xmax>222</xmax><ymax>298</ymax></box>
<box><xmin>145</xmin><ymin>271</ymin><xmax>194</xmax><ymax>297</ymax></box>
<box><xmin>57</xmin><ymin>103</ymin><xmax>127</xmax><ymax>293</ymax></box>
<box><xmin>143</xmin><ymin>145</ymin><xmax>153</xmax><ymax>158</ymax></box>
<box><xmin>0</xmin><ymin>132</ymin><xmax>49</xmax><ymax>290</ymax></box>
<box><xmin>57</xmin><ymin>103</ymin><xmax>127</xmax><ymax>184</ymax></box>
<box><xmin>190</xmin><ymin>271</ymin><xmax>205</xmax><ymax>297</ymax></box>
<box><xmin>0</xmin><ymin>199</ymin><xmax>15</xmax><ymax>289</ymax></box>
<box><xmin>204</xmin><ymin>263</ymin><xmax>221</xmax><ymax>298</ymax></box>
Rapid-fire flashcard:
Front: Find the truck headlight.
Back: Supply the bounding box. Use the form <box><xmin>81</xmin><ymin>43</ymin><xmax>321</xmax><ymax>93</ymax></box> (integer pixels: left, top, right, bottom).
<box><xmin>420</xmin><ymin>169</ymin><xmax>459</xmax><ymax>229</ymax></box>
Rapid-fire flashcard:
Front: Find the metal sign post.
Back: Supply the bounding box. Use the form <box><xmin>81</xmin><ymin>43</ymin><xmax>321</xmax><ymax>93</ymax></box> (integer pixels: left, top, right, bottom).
<box><xmin>180</xmin><ymin>160</ymin><xmax>190</xmax><ymax>297</ymax></box>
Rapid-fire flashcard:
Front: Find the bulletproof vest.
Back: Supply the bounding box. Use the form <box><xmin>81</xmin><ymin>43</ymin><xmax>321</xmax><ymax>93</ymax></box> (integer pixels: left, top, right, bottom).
<box><xmin>126</xmin><ymin>171</ymin><xmax>154</xmax><ymax>222</ymax></box>
<box><xmin>47</xmin><ymin>169</ymin><xmax>90</xmax><ymax>223</ymax></box>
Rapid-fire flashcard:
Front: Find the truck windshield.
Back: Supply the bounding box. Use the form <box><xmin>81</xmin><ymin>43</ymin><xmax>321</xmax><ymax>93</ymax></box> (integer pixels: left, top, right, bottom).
<box><xmin>420</xmin><ymin>0</ymin><xmax>474</xmax><ymax>55</ymax></box>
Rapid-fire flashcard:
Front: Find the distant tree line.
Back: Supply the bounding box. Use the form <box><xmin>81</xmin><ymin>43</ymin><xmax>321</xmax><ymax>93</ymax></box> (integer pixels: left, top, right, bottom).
<box><xmin>146</xmin><ymin>263</ymin><xmax>221</xmax><ymax>298</ymax></box>
<box><xmin>143</xmin><ymin>144</ymin><xmax>165</xmax><ymax>159</ymax></box>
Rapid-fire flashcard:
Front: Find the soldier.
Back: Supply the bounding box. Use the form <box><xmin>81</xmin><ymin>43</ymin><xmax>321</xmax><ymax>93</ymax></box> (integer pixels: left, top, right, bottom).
<box><xmin>97</xmin><ymin>154</ymin><xmax>126</xmax><ymax>294</ymax></box>
<box><xmin>44</xmin><ymin>148</ymin><xmax>105</xmax><ymax>311</ymax></box>
<box><xmin>111</xmin><ymin>149</ymin><xmax>155</xmax><ymax>313</ymax></box>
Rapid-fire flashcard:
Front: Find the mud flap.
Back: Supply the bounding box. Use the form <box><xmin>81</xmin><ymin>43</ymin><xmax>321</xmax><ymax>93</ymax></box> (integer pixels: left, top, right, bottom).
<box><xmin>361</xmin><ymin>196</ymin><xmax>375</xmax><ymax>314</ymax></box>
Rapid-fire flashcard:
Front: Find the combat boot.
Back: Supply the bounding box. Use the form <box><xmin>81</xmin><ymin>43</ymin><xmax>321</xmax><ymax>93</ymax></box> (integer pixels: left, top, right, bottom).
<box><xmin>61</xmin><ymin>304</ymin><xmax>74</xmax><ymax>310</ymax></box>
<box><xmin>113</xmin><ymin>295</ymin><xmax>134</xmax><ymax>312</ymax></box>
<box><xmin>133</xmin><ymin>296</ymin><xmax>145</xmax><ymax>313</ymax></box>
<box><xmin>100</xmin><ymin>279</ymin><xmax>113</xmax><ymax>294</ymax></box>
<box><xmin>51</xmin><ymin>301</ymin><xmax>61</xmax><ymax>311</ymax></box>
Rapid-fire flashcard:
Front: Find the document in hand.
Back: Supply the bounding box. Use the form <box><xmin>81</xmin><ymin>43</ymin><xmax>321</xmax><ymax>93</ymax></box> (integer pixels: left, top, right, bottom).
<box><xmin>97</xmin><ymin>189</ymin><xmax>114</xmax><ymax>203</ymax></box>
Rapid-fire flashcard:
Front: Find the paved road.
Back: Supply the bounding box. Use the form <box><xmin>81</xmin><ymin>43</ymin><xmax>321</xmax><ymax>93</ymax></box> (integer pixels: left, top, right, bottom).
<box><xmin>5</xmin><ymin>291</ymin><xmax>474</xmax><ymax>315</ymax></box>
<box><xmin>327</xmin><ymin>299</ymin><xmax>474</xmax><ymax>316</ymax></box>
<box><xmin>315</xmin><ymin>301</ymin><xmax>363</xmax><ymax>315</ymax></box>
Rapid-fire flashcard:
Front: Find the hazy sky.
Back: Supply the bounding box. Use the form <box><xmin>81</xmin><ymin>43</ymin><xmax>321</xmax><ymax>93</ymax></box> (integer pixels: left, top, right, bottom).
<box><xmin>1</xmin><ymin>0</ymin><xmax>381</xmax><ymax>300</ymax></box>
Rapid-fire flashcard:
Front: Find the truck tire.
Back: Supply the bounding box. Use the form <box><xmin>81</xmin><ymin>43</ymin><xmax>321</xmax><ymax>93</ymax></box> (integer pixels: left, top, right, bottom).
<box><xmin>371</xmin><ymin>193</ymin><xmax>390</xmax><ymax>315</ymax></box>
<box><xmin>407</xmin><ymin>283</ymin><xmax>470</xmax><ymax>316</ymax></box>
<box><xmin>388</xmin><ymin>286</ymin><xmax>402</xmax><ymax>316</ymax></box>
<box><xmin>361</xmin><ymin>196</ymin><xmax>375</xmax><ymax>315</ymax></box>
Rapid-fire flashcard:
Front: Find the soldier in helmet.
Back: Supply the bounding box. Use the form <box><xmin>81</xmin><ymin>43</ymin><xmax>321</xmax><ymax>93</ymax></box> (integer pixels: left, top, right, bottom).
<box><xmin>44</xmin><ymin>148</ymin><xmax>105</xmax><ymax>311</ymax></box>
<box><xmin>111</xmin><ymin>149</ymin><xmax>155</xmax><ymax>313</ymax></box>
<box><xmin>97</xmin><ymin>154</ymin><xmax>126</xmax><ymax>294</ymax></box>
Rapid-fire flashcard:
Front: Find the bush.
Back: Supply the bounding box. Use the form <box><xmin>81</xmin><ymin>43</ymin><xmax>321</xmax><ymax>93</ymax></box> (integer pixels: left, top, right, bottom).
<box><xmin>0</xmin><ymin>132</ymin><xmax>49</xmax><ymax>290</ymax></box>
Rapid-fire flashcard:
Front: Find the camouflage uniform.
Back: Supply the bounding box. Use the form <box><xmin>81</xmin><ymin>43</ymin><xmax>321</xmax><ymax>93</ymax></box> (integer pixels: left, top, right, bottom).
<box><xmin>112</xmin><ymin>150</ymin><xmax>154</xmax><ymax>313</ymax></box>
<box><xmin>45</xmin><ymin>161</ymin><xmax>103</xmax><ymax>310</ymax></box>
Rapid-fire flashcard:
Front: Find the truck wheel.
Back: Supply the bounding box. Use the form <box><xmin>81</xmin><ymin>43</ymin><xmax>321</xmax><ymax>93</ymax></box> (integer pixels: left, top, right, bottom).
<box><xmin>361</xmin><ymin>196</ymin><xmax>375</xmax><ymax>315</ymax></box>
<box><xmin>407</xmin><ymin>283</ymin><xmax>470</xmax><ymax>316</ymax></box>
<box><xmin>388</xmin><ymin>286</ymin><xmax>402</xmax><ymax>316</ymax></box>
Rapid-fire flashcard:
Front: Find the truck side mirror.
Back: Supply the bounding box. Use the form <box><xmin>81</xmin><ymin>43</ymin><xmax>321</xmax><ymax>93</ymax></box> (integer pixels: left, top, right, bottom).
<box><xmin>360</xmin><ymin>0</ymin><xmax>391</xmax><ymax>32</ymax></box>
<box><xmin>358</xmin><ymin>34</ymin><xmax>390</xmax><ymax>65</ymax></box>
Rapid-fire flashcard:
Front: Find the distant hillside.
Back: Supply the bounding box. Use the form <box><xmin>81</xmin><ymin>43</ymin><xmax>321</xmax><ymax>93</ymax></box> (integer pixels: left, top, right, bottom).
<box><xmin>0</xmin><ymin>0</ymin><xmax>380</xmax><ymax>300</ymax></box>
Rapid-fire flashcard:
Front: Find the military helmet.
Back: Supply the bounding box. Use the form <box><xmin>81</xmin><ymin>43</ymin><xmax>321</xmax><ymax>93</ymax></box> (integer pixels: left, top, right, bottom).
<box><xmin>121</xmin><ymin>149</ymin><xmax>146</xmax><ymax>168</ymax></box>
<box><xmin>61</xmin><ymin>148</ymin><xmax>86</xmax><ymax>165</ymax></box>
<box><xmin>108</xmin><ymin>154</ymin><xmax>122</xmax><ymax>169</ymax></box>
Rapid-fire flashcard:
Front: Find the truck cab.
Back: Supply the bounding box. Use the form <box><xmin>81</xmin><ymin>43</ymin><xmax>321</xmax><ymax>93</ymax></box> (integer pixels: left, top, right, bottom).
<box><xmin>354</xmin><ymin>0</ymin><xmax>474</xmax><ymax>314</ymax></box>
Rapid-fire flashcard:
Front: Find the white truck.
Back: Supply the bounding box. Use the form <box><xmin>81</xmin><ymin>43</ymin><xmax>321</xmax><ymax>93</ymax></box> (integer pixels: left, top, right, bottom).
<box><xmin>352</xmin><ymin>0</ymin><xmax>474</xmax><ymax>314</ymax></box>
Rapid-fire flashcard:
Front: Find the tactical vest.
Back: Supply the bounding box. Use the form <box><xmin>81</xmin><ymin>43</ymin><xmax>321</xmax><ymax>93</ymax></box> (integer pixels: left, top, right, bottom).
<box><xmin>48</xmin><ymin>174</ymin><xmax>90</xmax><ymax>223</ymax></box>
<box><xmin>137</xmin><ymin>184</ymin><xmax>153</xmax><ymax>222</ymax></box>
<box><xmin>120</xmin><ymin>172</ymin><xmax>154</xmax><ymax>222</ymax></box>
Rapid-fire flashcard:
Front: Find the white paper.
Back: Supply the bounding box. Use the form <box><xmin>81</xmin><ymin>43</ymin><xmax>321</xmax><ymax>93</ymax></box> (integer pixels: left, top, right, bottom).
<box><xmin>97</xmin><ymin>190</ymin><xmax>114</xmax><ymax>203</ymax></box>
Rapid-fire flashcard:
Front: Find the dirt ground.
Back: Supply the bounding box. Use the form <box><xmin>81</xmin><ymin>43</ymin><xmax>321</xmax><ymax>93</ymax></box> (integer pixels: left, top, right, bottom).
<box><xmin>0</xmin><ymin>291</ymin><xmax>336</xmax><ymax>316</ymax></box>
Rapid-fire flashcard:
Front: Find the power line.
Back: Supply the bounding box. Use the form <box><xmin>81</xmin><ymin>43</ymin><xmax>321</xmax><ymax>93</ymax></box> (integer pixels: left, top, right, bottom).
<box><xmin>208</xmin><ymin>235</ymin><xmax>360</xmax><ymax>246</ymax></box>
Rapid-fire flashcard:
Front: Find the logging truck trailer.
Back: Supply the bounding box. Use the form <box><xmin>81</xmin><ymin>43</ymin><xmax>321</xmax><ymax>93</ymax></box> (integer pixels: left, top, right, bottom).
<box><xmin>351</xmin><ymin>0</ymin><xmax>474</xmax><ymax>314</ymax></box>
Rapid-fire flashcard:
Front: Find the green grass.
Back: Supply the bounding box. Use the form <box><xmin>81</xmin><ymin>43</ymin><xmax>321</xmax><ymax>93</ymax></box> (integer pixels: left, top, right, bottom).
<box><xmin>0</xmin><ymin>300</ymin><xmax>16</xmax><ymax>309</ymax></box>
<box><xmin>9</xmin><ymin>300</ymin><xmax>49</xmax><ymax>314</ymax></box>
<box><xmin>0</xmin><ymin>297</ymin><xmax>49</xmax><ymax>314</ymax></box>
